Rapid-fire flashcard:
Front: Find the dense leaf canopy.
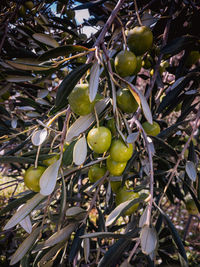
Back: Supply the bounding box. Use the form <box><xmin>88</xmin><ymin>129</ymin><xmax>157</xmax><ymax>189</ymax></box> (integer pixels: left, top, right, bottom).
<box><xmin>0</xmin><ymin>0</ymin><xmax>200</xmax><ymax>266</ymax></box>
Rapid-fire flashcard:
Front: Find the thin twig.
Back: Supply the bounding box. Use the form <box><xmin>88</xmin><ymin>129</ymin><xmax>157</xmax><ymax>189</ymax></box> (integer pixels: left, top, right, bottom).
<box><xmin>134</xmin><ymin>0</ymin><xmax>142</xmax><ymax>26</ymax></box>
<box><xmin>59</xmin><ymin>105</ymin><xmax>71</xmax><ymax>159</ymax></box>
<box><xmin>0</xmin><ymin>5</ymin><xmax>19</xmax><ymax>53</ymax></box>
<box><xmin>127</xmin><ymin>238</ymin><xmax>140</xmax><ymax>262</ymax></box>
<box><xmin>158</xmin><ymin>108</ymin><xmax>200</xmax><ymax>207</ymax></box>
<box><xmin>145</xmin><ymin>3</ymin><xmax>174</xmax><ymax>100</ymax></box>
<box><xmin>134</xmin><ymin>119</ymin><xmax>154</xmax><ymax>226</ymax></box>
<box><xmin>87</xmin><ymin>0</ymin><xmax>125</xmax><ymax>63</ymax></box>
<box><xmin>38</xmin><ymin>195</ymin><xmax>51</xmax><ymax>240</ymax></box>
<box><xmin>82</xmin><ymin>171</ymin><xmax>109</xmax><ymax>224</ymax></box>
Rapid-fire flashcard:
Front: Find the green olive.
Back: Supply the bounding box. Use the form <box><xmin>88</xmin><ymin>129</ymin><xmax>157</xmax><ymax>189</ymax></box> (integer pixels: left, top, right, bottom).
<box><xmin>24</xmin><ymin>166</ymin><xmax>46</xmax><ymax>192</ymax></box>
<box><xmin>106</xmin><ymin>157</ymin><xmax>127</xmax><ymax>176</ymax></box>
<box><xmin>87</xmin><ymin>126</ymin><xmax>112</xmax><ymax>154</ymax></box>
<box><xmin>114</xmin><ymin>50</ymin><xmax>137</xmax><ymax>77</ymax></box>
<box><xmin>116</xmin><ymin>187</ymin><xmax>140</xmax><ymax>215</ymax></box>
<box><xmin>142</xmin><ymin>121</ymin><xmax>160</xmax><ymax>136</ymax></box>
<box><xmin>127</xmin><ymin>26</ymin><xmax>153</xmax><ymax>56</ymax></box>
<box><xmin>88</xmin><ymin>164</ymin><xmax>106</xmax><ymax>183</ymax></box>
<box><xmin>109</xmin><ymin>139</ymin><xmax>134</xmax><ymax>162</ymax></box>
<box><xmin>117</xmin><ymin>88</ymin><xmax>138</xmax><ymax>113</ymax></box>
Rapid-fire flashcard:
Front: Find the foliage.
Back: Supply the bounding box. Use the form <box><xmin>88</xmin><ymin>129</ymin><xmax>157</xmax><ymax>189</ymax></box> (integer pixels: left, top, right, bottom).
<box><xmin>0</xmin><ymin>0</ymin><xmax>200</xmax><ymax>266</ymax></box>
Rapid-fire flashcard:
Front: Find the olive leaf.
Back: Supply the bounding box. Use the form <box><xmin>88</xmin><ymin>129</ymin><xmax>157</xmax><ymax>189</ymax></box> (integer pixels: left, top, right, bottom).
<box><xmin>4</xmin><ymin>193</ymin><xmax>45</xmax><ymax>230</ymax></box>
<box><xmin>73</xmin><ymin>135</ymin><xmax>87</xmax><ymax>166</ymax></box>
<box><xmin>10</xmin><ymin>226</ymin><xmax>41</xmax><ymax>265</ymax></box>
<box><xmin>39</xmin><ymin>159</ymin><xmax>61</xmax><ymax>196</ymax></box>
<box><xmin>17</xmin><ymin>205</ymin><xmax>32</xmax><ymax>234</ymax></box>
<box><xmin>31</xmin><ymin>128</ymin><xmax>48</xmax><ymax>146</ymax></box>
<box><xmin>128</xmin><ymin>84</ymin><xmax>153</xmax><ymax>124</ymax></box>
<box><xmin>185</xmin><ymin>161</ymin><xmax>196</xmax><ymax>181</ymax></box>
<box><xmin>140</xmin><ymin>226</ymin><xmax>158</xmax><ymax>255</ymax></box>
<box><xmin>33</xmin><ymin>33</ymin><xmax>59</xmax><ymax>48</ymax></box>
<box><xmin>89</xmin><ymin>60</ymin><xmax>100</xmax><ymax>102</ymax></box>
<box><xmin>43</xmin><ymin>223</ymin><xmax>77</xmax><ymax>248</ymax></box>
<box><xmin>106</xmin><ymin>197</ymin><xmax>142</xmax><ymax>227</ymax></box>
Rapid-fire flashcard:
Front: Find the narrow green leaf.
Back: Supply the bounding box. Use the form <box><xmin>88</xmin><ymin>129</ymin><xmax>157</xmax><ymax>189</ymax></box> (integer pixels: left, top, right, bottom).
<box><xmin>98</xmin><ymin>239</ymin><xmax>132</xmax><ymax>267</ymax></box>
<box><xmin>140</xmin><ymin>226</ymin><xmax>158</xmax><ymax>255</ymax></box>
<box><xmin>0</xmin><ymin>156</ymin><xmax>37</xmax><ymax>164</ymax></box>
<box><xmin>155</xmin><ymin>204</ymin><xmax>188</xmax><ymax>264</ymax></box>
<box><xmin>157</xmin><ymin>120</ymin><xmax>188</xmax><ymax>140</ymax></box>
<box><xmin>62</xmin><ymin>141</ymin><xmax>76</xmax><ymax>166</ymax></box>
<box><xmin>4</xmin><ymin>194</ymin><xmax>46</xmax><ymax>230</ymax></box>
<box><xmin>69</xmin><ymin>224</ymin><xmax>86</xmax><ymax>262</ymax></box>
<box><xmin>55</xmin><ymin>63</ymin><xmax>92</xmax><ymax>108</ymax></box>
<box><xmin>43</xmin><ymin>223</ymin><xmax>77</xmax><ymax>248</ymax></box>
<box><xmin>38</xmin><ymin>45</ymin><xmax>89</xmax><ymax>61</ymax></box>
<box><xmin>10</xmin><ymin>226</ymin><xmax>41</xmax><ymax>265</ymax></box>
<box><xmin>185</xmin><ymin>161</ymin><xmax>197</xmax><ymax>181</ymax></box>
<box><xmin>33</xmin><ymin>33</ymin><xmax>59</xmax><ymax>48</ymax></box>
<box><xmin>161</xmin><ymin>35</ymin><xmax>198</xmax><ymax>56</ymax></box>
<box><xmin>0</xmin><ymin>192</ymin><xmax>36</xmax><ymax>216</ymax></box>
<box><xmin>80</xmin><ymin>232</ymin><xmax>134</xmax><ymax>239</ymax></box>
<box><xmin>106</xmin><ymin>195</ymin><xmax>145</xmax><ymax>227</ymax></box>
<box><xmin>5</xmin><ymin>60</ymin><xmax>52</xmax><ymax>71</ymax></box>
<box><xmin>73</xmin><ymin>136</ymin><xmax>87</xmax><ymax>166</ymax></box>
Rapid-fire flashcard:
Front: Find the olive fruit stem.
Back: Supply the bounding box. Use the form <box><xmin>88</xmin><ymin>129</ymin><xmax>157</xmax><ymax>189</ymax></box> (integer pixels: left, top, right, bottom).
<box><xmin>87</xmin><ymin>0</ymin><xmax>126</xmax><ymax>63</ymax></box>
<box><xmin>94</xmin><ymin>106</ymin><xmax>100</xmax><ymax>128</ymax></box>
<box><xmin>34</xmin><ymin>145</ymin><xmax>41</xmax><ymax>169</ymax></box>
<box><xmin>134</xmin><ymin>0</ymin><xmax>142</xmax><ymax>26</ymax></box>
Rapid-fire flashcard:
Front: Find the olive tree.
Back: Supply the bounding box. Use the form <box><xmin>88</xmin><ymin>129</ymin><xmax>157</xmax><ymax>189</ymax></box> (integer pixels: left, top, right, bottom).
<box><xmin>0</xmin><ymin>0</ymin><xmax>200</xmax><ymax>266</ymax></box>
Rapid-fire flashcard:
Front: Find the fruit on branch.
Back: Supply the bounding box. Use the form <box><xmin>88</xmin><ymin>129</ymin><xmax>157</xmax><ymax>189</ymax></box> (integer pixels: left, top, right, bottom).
<box><xmin>88</xmin><ymin>164</ymin><xmax>106</xmax><ymax>183</ymax></box>
<box><xmin>19</xmin><ymin>5</ymin><xmax>26</xmax><ymax>17</ymax></box>
<box><xmin>114</xmin><ymin>50</ymin><xmax>137</xmax><ymax>77</ymax></box>
<box><xmin>142</xmin><ymin>54</ymin><xmax>153</xmax><ymax>69</ymax></box>
<box><xmin>87</xmin><ymin>126</ymin><xmax>112</xmax><ymax>154</ymax></box>
<box><xmin>185</xmin><ymin>199</ymin><xmax>199</xmax><ymax>215</ymax></box>
<box><xmin>43</xmin><ymin>153</ymin><xmax>60</xmax><ymax>166</ymax></box>
<box><xmin>68</xmin><ymin>84</ymin><xmax>100</xmax><ymax>116</ymax></box>
<box><xmin>174</xmin><ymin>103</ymin><xmax>182</xmax><ymax>112</ymax></box>
<box><xmin>24</xmin><ymin>1</ymin><xmax>34</xmax><ymax>10</ymax></box>
<box><xmin>24</xmin><ymin>166</ymin><xmax>46</xmax><ymax>192</ymax></box>
<box><xmin>127</xmin><ymin>26</ymin><xmax>153</xmax><ymax>56</ymax></box>
<box><xmin>117</xmin><ymin>88</ymin><xmax>138</xmax><ymax>113</ymax></box>
<box><xmin>106</xmin><ymin>157</ymin><xmax>127</xmax><ymax>176</ymax></box>
<box><xmin>110</xmin><ymin>180</ymin><xmax>122</xmax><ymax>193</ymax></box>
<box><xmin>142</xmin><ymin>121</ymin><xmax>160</xmax><ymax>136</ymax></box>
<box><xmin>115</xmin><ymin>187</ymin><xmax>139</xmax><ymax>215</ymax></box>
<box><xmin>76</xmin><ymin>56</ymin><xmax>87</xmax><ymax>64</ymax></box>
<box><xmin>133</xmin><ymin>56</ymin><xmax>142</xmax><ymax>75</ymax></box>
<box><xmin>185</xmin><ymin>50</ymin><xmax>200</xmax><ymax>67</ymax></box>
<box><xmin>109</xmin><ymin>139</ymin><xmax>134</xmax><ymax>162</ymax></box>
<box><xmin>106</xmin><ymin>118</ymin><xmax>117</xmax><ymax>136</ymax></box>
<box><xmin>65</xmin><ymin>9</ymin><xmax>76</xmax><ymax>19</ymax></box>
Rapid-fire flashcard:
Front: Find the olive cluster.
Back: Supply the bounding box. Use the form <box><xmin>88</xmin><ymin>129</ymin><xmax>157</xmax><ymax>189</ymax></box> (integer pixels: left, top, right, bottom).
<box><xmin>114</xmin><ymin>26</ymin><xmax>153</xmax><ymax>78</ymax></box>
<box><xmin>87</xmin><ymin>126</ymin><xmax>141</xmax><ymax>215</ymax></box>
